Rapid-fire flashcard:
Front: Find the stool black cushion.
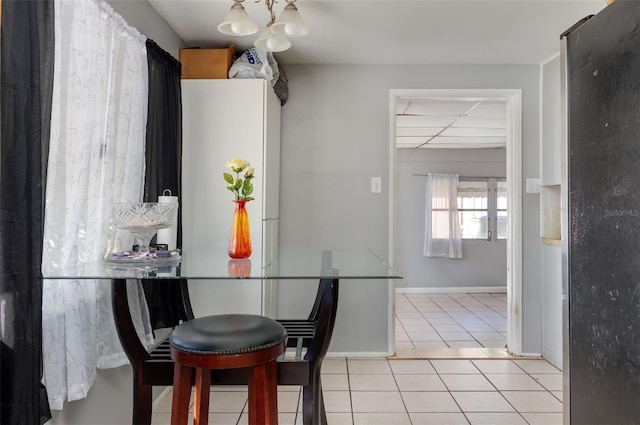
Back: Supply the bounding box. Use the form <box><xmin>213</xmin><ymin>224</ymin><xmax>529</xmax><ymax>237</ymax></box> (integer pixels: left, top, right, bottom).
<box><xmin>170</xmin><ymin>314</ymin><xmax>287</xmax><ymax>356</ymax></box>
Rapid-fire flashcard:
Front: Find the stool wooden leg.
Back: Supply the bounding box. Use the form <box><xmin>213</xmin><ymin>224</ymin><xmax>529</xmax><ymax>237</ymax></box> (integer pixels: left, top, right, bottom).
<box><xmin>171</xmin><ymin>363</ymin><xmax>192</xmax><ymax>425</ymax></box>
<box><xmin>248</xmin><ymin>360</ymin><xmax>279</xmax><ymax>425</ymax></box>
<box><xmin>194</xmin><ymin>368</ymin><xmax>211</xmax><ymax>425</ymax></box>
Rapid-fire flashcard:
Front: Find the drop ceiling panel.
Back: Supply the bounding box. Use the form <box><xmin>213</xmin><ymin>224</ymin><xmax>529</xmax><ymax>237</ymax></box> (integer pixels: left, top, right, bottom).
<box><xmin>395</xmin><ymin>97</ymin><xmax>507</xmax><ymax>149</ymax></box>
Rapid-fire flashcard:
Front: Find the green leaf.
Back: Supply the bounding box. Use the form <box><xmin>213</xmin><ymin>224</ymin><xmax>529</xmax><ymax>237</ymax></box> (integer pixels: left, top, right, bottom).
<box><xmin>244</xmin><ymin>196</ymin><xmax>255</xmax><ymax>201</ymax></box>
<box><xmin>223</xmin><ymin>173</ymin><xmax>234</xmax><ymax>184</ymax></box>
<box><xmin>242</xmin><ymin>181</ymin><xmax>254</xmax><ymax>197</ymax></box>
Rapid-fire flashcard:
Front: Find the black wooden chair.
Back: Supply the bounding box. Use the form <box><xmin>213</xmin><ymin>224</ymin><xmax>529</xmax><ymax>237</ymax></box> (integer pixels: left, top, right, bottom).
<box><xmin>112</xmin><ymin>273</ymin><xmax>338</xmax><ymax>425</ymax></box>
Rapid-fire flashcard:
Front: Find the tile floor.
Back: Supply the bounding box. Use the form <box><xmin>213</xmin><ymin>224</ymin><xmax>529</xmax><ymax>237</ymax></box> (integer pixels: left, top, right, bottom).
<box><xmin>151</xmin><ymin>357</ymin><xmax>563</xmax><ymax>425</ymax></box>
<box><xmin>395</xmin><ymin>293</ymin><xmax>508</xmax><ymax>350</ymax></box>
<box><xmin>152</xmin><ymin>293</ymin><xmax>562</xmax><ymax>424</ymax></box>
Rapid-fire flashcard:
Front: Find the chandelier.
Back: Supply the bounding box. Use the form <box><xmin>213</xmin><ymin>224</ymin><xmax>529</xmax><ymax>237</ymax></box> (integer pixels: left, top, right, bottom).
<box><xmin>218</xmin><ymin>0</ymin><xmax>309</xmax><ymax>53</ymax></box>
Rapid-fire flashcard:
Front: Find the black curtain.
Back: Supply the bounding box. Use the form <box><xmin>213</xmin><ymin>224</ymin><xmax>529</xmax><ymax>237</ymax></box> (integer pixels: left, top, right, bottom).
<box><xmin>142</xmin><ymin>39</ymin><xmax>188</xmax><ymax>329</ymax></box>
<box><xmin>0</xmin><ymin>0</ymin><xmax>53</xmax><ymax>423</ymax></box>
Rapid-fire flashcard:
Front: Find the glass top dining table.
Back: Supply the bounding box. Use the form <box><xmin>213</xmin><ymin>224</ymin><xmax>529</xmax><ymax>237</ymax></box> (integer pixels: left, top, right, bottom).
<box><xmin>42</xmin><ymin>246</ymin><xmax>402</xmax><ymax>280</ymax></box>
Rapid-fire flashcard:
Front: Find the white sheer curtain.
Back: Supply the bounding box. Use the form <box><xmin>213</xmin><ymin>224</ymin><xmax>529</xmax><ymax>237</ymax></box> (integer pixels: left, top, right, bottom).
<box><xmin>424</xmin><ymin>173</ymin><xmax>463</xmax><ymax>259</ymax></box>
<box><xmin>41</xmin><ymin>0</ymin><xmax>153</xmax><ymax>410</ymax></box>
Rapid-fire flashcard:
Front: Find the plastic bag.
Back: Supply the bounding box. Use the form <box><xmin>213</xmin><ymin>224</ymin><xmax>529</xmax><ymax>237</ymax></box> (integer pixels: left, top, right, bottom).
<box><xmin>228</xmin><ymin>48</ymin><xmax>279</xmax><ymax>87</ymax></box>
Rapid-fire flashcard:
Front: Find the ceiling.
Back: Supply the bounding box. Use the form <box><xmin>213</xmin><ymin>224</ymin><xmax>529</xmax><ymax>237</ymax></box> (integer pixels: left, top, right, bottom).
<box><xmin>148</xmin><ymin>0</ymin><xmax>607</xmax><ymax>149</ymax></box>
<box><xmin>148</xmin><ymin>0</ymin><xmax>605</xmax><ymax>66</ymax></box>
<box><xmin>396</xmin><ymin>97</ymin><xmax>506</xmax><ymax>149</ymax></box>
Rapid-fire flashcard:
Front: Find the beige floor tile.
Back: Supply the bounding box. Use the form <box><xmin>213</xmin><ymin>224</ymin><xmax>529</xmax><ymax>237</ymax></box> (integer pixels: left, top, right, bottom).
<box><xmin>347</xmin><ymin>359</ymin><xmax>392</xmax><ymax>374</ymax></box>
<box><xmin>408</xmin><ymin>332</ymin><xmax>445</xmax><ymax>342</ymax></box>
<box><xmin>151</xmin><ymin>411</ymin><xmax>171</xmax><ymax>425</ymax></box>
<box><xmin>472</xmin><ymin>360</ymin><xmax>524</xmax><ymax>374</ymax></box>
<box><xmin>426</xmin><ymin>317</ymin><xmax>458</xmax><ymax>325</ymax></box>
<box><xmin>469</xmin><ymin>331</ymin><xmax>505</xmax><ymax>340</ymax></box>
<box><xmin>321</xmin><ymin>373</ymin><xmax>350</xmax><ymax>390</ymax></box>
<box><xmin>551</xmin><ymin>390</ymin><xmax>563</xmax><ymax>401</ymax></box>
<box><xmin>207</xmin><ymin>391</ymin><xmax>247</xmax><ymax>413</ymax></box>
<box><xmin>433</xmin><ymin>324</ymin><xmax>467</xmax><ymax>333</ymax></box>
<box><xmin>401</xmin><ymin>391</ymin><xmax>461</xmax><ymax>413</ymax></box>
<box><xmin>451</xmin><ymin>391</ymin><xmax>514</xmax><ymax>412</ymax></box>
<box><xmin>404</xmin><ymin>324</ymin><xmax>437</xmax><ymax>333</ymax></box>
<box><xmin>395</xmin><ymin>341</ymin><xmax>416</xmax><ymax>349</ymax></box>
<box><xmin>153</xmin><ymin>412</ymin><xmax>240</xmax><ymax>425</ymax></box>
<box><xmin>277</xmin><ymin>390</ymin><xmax>302</xmax><ymax>412</ymax></box>
<box><xmin>463</xmin><ymin>325</ymin><xmax>496</xmax><ymax>332</ymax></box>
<box><xmin>440</xmin><ymin>374</ymin><xmax>495</xmax><ymax>391</ymax></box>
<box><xmin>485</xmin><ymin>373</ymin><xmax>546</xmax><ymax>391</ymax></box>
<box><xmin>465</xmin><ymin>412</ymin><xmax>528</xmax><ymax>425</ymax></box>
<box><xmin>531</xmin><ymin>373</ymin><xmax>563</xmax><ymax>391</ymax></box>
<box><xmin>431</xmin><ymin>359</ymin><xmax>481</xmax><ymax>374</ymax></box>
<box><xmin>520</xmin><ymin>412</ymin><xmax>564</xmax><ymax>425</ymax></box>
<box><xmin>512</xmin><ymin>359</ymin><xmax>561</xmax><ymax>374</ymax></box>
<box><xmin>500</xmin><ymin>391</ymin><xmax>563</xmax><ymax>412</ymax></box>
<box><xmin>353</xmin><ymin>412</ymin><xmax>411</xmax><ymax>425</ymax></box>
<box><xmin>389</xmin><ymin>359</ymin><xmax>436</xmax><ymax>375</ymax></box>
<box><xmin>153</xmin><ymin>388</ymin><xmax>174</xmax><ymax>413</ymax></box>
<box><xmin>351</xmin><ymin>391</ymin><xmax>406</xmax><ymax>413</ymax></box>
<box><xmin>323</xmin><ymin>390</ymin><xmax>352</xmax><ymax>412</ymax></box>
<box><xmin>409</xmin><ymin>412</ymin><xmax>470</xmax><ymax>425</ymax></box>
<box><xmin>477</xmin><ymin>340</ymin><xmax>507</xmax><ymax>348</ymax></box>
<box><xmin>448</xmin><ymin>341</ymin><xmax>484</xmax><ymax>348</ymax></box>
<box><xmin>350</xmin><ymin>374</ymin><xmax>398</xmax><ymax>391</ymax></box>
<box><xmin>326</xmin><ymin>412</ymin><xmax>355</xmax><ymax>425</ymax></box>
<box><xmin>440</xmin><ymin>332</ymin><xmax>475</xmax><ymax>341</ymax></box>
<box><xmin>236</xmin><ymin>412</ymin><xmax>299</xmax><ymax>425</ymax></box>
<box><xmin>399</xmin><ymin>317</ymin><xmax>430</xmax><ymax>325</ymax></box>
<box><xmin>396</xmin><ymin>312</ymin><xmax>426</xmax><ymax>319</ymax></box>
<box><xmin>323</xmin><ymin>357</ymin><xmax>348</xmax><ymax>374</ymax></box>
<box><xmin>413</xmin><ymin>341</ymin><xmax>449</xmax><ymax>349</ymax></box>
<box><xmin>395</xmin><ymin>374</ymin><xmax>447</xmax><ymax>392</ymax></box>
<box><xmin>395</xmin><ymin>332</ymin><xmax>411</xmax><ymax>342</ymax></box>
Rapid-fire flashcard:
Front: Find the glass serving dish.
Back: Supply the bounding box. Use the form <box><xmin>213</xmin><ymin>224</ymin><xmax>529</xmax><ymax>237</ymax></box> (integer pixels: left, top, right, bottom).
<box><xmin>106</xmin><ymin>202</ymin><xmax>180</xmax><ymax>264</ymax></box>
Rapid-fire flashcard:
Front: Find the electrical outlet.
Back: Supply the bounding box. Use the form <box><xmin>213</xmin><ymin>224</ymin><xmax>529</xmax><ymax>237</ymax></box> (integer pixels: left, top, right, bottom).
<box><xmin>371</xmin><ymin>177</ymin><xmax>382</xmax><ymax>193</ymax></box>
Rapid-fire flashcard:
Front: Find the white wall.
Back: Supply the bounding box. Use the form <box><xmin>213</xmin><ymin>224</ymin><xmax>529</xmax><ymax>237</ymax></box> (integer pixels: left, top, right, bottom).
<box><xmin>280</xmin><ymin>64</ymin><xmax>542</xmax><ymax>354</ymax></box>
<box><xmin>540</xmin><ymin>55</ymin><xmax>563</xmax><ymax>368</ymax></box>
<box><xmin>395</xmin><ymin>148</ymin><xmax>507</xmax><ymax>288</ymax></box>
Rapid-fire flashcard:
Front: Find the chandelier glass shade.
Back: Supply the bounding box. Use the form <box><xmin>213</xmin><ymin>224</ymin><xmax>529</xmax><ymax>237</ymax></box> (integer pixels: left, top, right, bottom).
<box><xmin>217</xmin><ymin>0</ymin><xmax>309</xmax><ymax>52</ymax></box>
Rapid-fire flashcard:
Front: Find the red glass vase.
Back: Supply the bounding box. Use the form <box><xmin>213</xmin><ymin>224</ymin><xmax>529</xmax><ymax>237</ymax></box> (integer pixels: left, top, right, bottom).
<box><xmin>228</xmin><ymin>200</ymin><xmax>252</xmax><ymax>259</ymax></box>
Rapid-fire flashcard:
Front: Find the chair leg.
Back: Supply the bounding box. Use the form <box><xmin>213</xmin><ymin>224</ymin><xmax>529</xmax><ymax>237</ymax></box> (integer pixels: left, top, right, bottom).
<box><xmin>132</xmin><ymin>375</ymin><xmax>153</xmax><ymax>425</ymax></box>
<box><xmin>302</xmin><ymin>368</ymin><xmax>326</xmax><ymax>425</ymax></box>
<box><xmin>248</xmin><ymin>361</ymin><xmax>279</xmax><ymax>425</ymax></box>
<box><xmin>194</xmin><ymin>368</ymin><xmax>211</xmax><ymax>425</ymax></box>
<box><xmin>171</xmin><ymin>364</ymin><xmax>193</xmax><ymax>425</ymax></box>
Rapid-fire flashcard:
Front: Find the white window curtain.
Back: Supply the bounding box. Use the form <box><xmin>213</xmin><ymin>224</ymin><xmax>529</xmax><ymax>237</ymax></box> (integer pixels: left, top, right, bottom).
<box><xmin>424</xmin><ymin>173</ymin><xmax>463</xmax><ymax>259</ymax></box>
<box><xmin>41</xmin><ymin>0</ymin><xmax>152</xmax><ymax>410</ymax></box>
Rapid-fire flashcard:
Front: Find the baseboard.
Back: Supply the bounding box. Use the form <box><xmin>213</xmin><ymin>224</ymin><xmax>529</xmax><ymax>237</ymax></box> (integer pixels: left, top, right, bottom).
<box><xmin>396</xmin><ymin>286</ymin><xmax>507</xmax><ymax>294</ymax></box>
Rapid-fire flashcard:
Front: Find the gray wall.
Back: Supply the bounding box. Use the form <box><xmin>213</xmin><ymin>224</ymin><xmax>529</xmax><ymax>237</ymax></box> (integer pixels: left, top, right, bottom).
<box><xmin>108</xmin><ymin>0</ymin><xmax>185</xmax><ymax>58</ymax></box>
<box><xmin>279</xmin><ymin>64</ymin><xmax>542</xmax><ymax>354</ymax></box>
<box><xmin>395</xmin><ymin>148</ymin><xmax>507</xmax><ymax>288</ymax></box>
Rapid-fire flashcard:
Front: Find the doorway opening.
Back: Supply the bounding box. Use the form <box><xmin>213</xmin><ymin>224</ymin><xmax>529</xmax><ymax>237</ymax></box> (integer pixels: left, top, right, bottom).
<box><xmin>387</xmin><ymin>89</ymin><xmax>523</xmax><ymax>359</ymax></box>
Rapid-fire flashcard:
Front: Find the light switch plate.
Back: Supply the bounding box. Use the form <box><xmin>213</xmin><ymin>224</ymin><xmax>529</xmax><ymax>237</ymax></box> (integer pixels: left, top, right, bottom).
<box><xmin>526</xmin><ymin>178</ymin><xmax>541</xmax><ymax>194</ymax></box>
<box><xmin>371</xmin><ymin>177</ymin><xmax>382</xmax><ymax>193</ymax></box>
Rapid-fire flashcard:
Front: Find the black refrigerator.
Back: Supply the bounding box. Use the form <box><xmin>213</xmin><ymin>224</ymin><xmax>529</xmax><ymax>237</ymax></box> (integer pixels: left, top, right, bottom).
<box><xmin>562</xmin><ymin>1</ymin><xmax>640</xmax><ymax>423</ymax></box>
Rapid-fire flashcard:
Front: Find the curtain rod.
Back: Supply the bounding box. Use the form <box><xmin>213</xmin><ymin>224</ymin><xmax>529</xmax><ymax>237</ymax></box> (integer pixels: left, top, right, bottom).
<box><xmin>411</xmin><ymin>173</ymin><xmax>506</xmax><ymax>179</ymax></box>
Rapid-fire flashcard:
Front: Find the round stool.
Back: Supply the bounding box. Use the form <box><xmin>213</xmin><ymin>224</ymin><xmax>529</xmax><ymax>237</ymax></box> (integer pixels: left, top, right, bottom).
<box><xmin>169</xmin><ymin>314</ymin><xmax>287</xmax><ymax>425</ymax></box>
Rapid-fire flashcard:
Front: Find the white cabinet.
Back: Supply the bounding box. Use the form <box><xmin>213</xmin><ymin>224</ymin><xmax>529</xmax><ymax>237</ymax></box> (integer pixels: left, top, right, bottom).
<box><xmin>181</xmin><ymin>79</ymin><xmax>281</xmax><ymax>316</ymax></box>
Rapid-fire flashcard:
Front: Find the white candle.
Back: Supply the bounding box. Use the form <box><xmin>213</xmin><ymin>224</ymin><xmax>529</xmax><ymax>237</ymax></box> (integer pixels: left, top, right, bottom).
<box><xmin>156</xmin><ymin>190</ymin><xmax>179</xmax><ymax>251</ymax></box>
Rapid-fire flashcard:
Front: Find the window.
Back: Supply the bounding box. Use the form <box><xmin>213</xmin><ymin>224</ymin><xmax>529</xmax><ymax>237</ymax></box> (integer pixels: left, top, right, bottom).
<box><xmin>457</xmin><ymin>178</ymin><xmax>506</xmax><ymax>241</ymax></box>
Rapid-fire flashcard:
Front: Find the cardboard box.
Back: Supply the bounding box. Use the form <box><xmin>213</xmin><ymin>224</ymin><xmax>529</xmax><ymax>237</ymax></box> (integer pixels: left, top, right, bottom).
<box><xmin>180</xmin><ymin>45</ymin><xmax>235</xmax><ymax>79</ymax></box>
